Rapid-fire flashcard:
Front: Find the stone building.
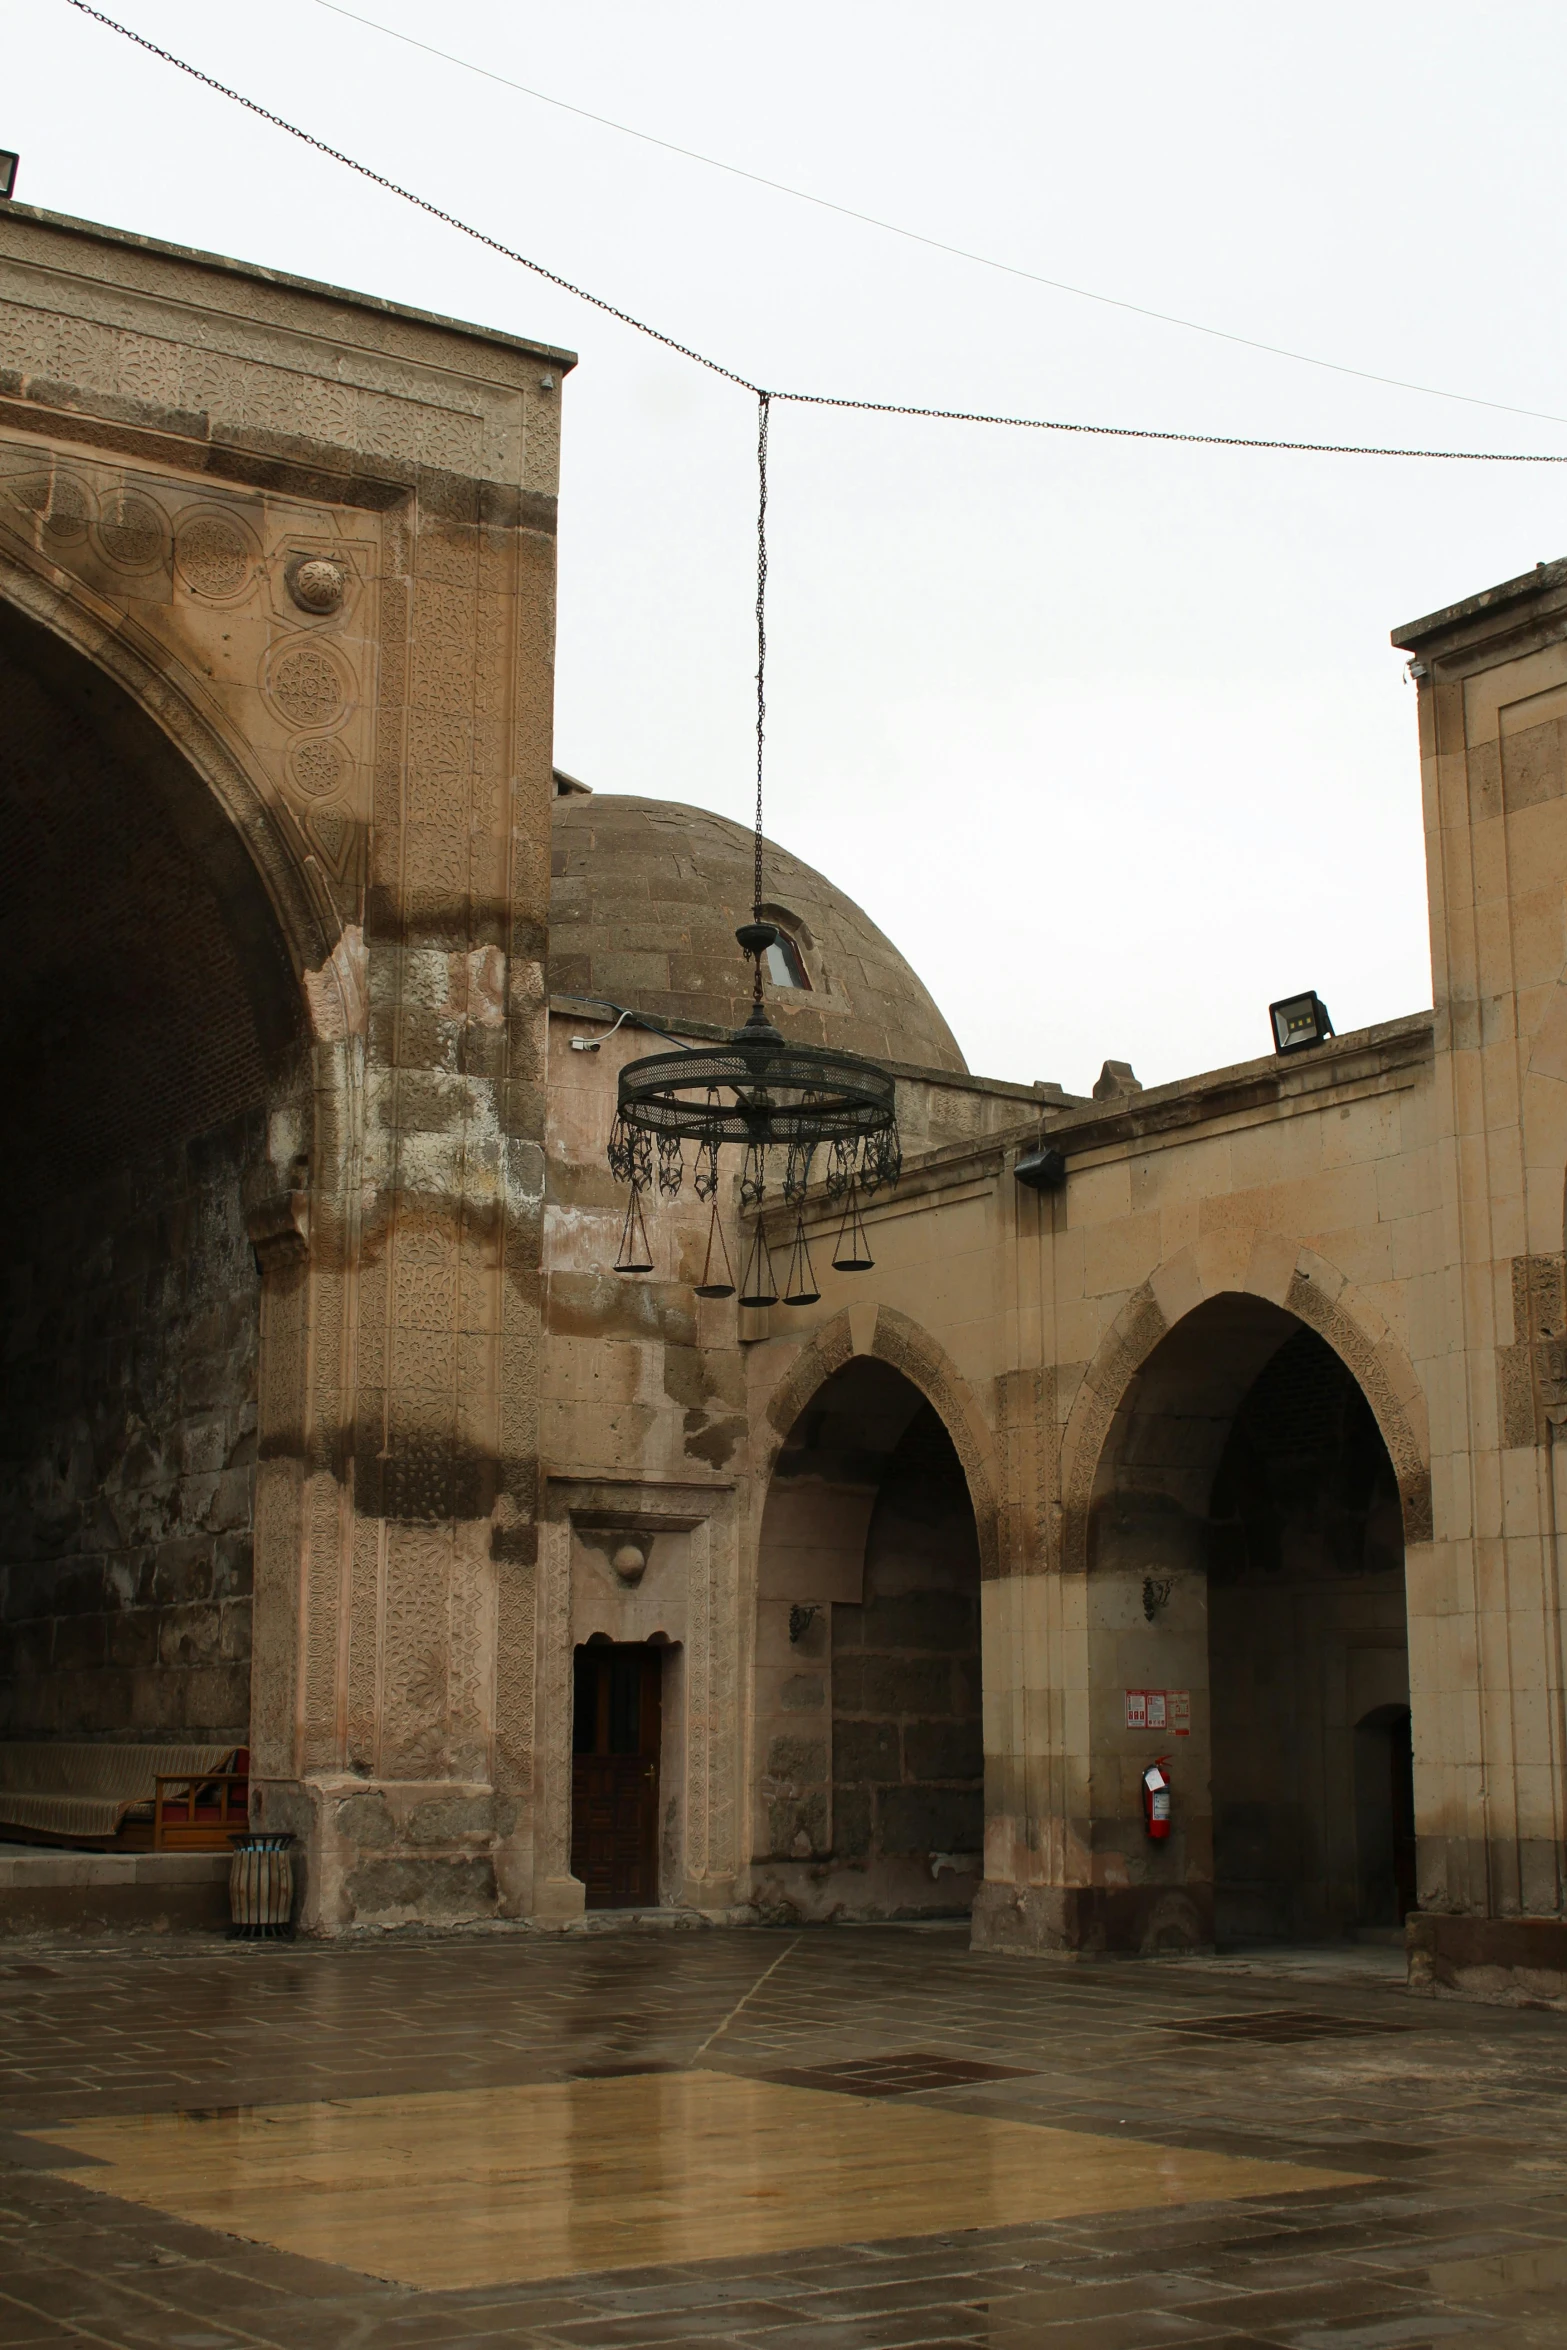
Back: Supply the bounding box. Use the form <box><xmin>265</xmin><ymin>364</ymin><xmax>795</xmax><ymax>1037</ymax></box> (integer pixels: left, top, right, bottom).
<box><xmin>1</xmin><ymin>198</ymin><xmax>1565</xmax><ymax>2006</ymax></box>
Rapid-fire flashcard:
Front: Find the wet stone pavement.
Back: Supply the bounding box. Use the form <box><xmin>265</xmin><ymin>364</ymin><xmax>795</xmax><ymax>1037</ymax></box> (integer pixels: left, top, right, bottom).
<box><xmin>0</xmin><ymin>1922</ymin><xmax>1565</xmax><ymax>2348</ymax></box>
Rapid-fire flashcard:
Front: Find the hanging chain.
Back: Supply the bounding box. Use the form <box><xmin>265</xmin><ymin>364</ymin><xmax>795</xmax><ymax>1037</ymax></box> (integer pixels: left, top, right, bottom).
<box><xmin>62</xmin><ymin>3</ymin><xmax>759</xmax><ymax>393</ymax></box>
<box><xmin>753</xmin><ymin>391</ymin><xmax>770</xmax><ymax>927</ymax></box>
<box><xmin>63</xmin><ymin>8</ymin><xmax>1567</xmax><ymax>472</ymax></box>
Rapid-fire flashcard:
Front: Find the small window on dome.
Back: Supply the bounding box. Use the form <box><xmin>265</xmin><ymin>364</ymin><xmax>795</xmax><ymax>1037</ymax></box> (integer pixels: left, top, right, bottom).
<box><xmin>765</xmin><ymin>931</ymin><xmax>811</xmax><ymax>989</ymax></box>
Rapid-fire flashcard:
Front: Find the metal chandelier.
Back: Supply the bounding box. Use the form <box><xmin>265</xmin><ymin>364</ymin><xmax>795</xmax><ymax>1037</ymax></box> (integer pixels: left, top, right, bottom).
<box><xmin>607</xmin><ymin>394</ymin><xmax>903</xmax><ymax>1302</ymax></box>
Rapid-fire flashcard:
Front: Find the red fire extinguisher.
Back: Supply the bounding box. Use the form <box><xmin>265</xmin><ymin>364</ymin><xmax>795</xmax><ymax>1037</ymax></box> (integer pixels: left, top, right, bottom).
<box><xmin>1142</xmin><ymin>1757</ymin><xmax>1171</xmax><ymax>1840</ymax></box>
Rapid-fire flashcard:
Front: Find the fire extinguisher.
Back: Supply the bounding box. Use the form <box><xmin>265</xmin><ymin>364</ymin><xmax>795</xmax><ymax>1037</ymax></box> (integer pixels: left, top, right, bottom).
<box><xmin>1142</xmin><ymin>1757</ymin><xmax>1171</xmax><ymax>1840</ymax></box>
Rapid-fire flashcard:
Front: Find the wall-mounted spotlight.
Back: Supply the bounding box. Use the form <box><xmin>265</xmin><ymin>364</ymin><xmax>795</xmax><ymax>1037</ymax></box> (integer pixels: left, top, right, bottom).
<box><xmin>1014</xmin><ymin>1144</ymin><xmax>1067</xmax><ymax>1192</ymax></box>
<box><xmin>570</xmin><ymin>1008</ymin><xmax>637</xmax><ymax>1053</ymax></box>
<box><xmin>0</xmin><ymin>153</ymin><xmax>19</xmax><ymax>201</ymax></box>
<box><xmin>1269</xmin><ymin>991</ymin><xmax>1334</xmax><ymax>1054</ymax></box>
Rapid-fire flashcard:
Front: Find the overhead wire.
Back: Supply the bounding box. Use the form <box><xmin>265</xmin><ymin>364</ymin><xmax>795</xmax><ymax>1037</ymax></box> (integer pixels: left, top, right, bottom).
<box><xmin>57</xmin><ymin>1</ymin><xmax>1567</xmax><ymax>466</ymax></box>
<box><xmin>308</xmin><ymin>0</ymin><xmax>1567</xmax><ymax>434</ymax></box>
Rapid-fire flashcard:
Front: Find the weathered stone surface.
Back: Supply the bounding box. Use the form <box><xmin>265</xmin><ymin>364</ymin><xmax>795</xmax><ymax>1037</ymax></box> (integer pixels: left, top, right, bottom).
<box><xmin>0</xmin><ymin>1113</ymin><xmax>261</xmax><ymax>1743</ymax></box>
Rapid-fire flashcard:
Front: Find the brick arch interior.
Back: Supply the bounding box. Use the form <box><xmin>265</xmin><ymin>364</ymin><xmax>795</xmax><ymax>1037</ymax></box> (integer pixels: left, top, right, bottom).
<box><xmin>751</xmin><ymin>1344</ymin><xmax>985</xmax><ymax>1922</ymax></box>
<box><xmin>1087</xmin><ymin>1291</ymin><xmax>1411</xmax><ymax>1950</ymax></box>
<box><xmin>0</xmin><ymin>598</ymin><xmax>307</xmax><ymax>1751</ymax></box>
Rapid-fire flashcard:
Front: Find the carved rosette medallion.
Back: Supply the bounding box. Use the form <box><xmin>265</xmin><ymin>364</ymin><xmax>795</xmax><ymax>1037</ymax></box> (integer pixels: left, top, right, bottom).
<box><xmin>93</xmin><ymin>492</ymin><xmax>166</xmax><ymax>572</ymax></box>
<box><xmin>265</xmin><ymin>640</ymin><xmax>350</xmax><ymax>733</ymax></box>
<box><xmin>288</xmin><ymin>738</ymin><xmax>348</xmax><ymax>801</ymax></box>
<box><xmin>174</xmin><ymin>512</ymin><xmax>255</xmax><ymax>599</ymax></box>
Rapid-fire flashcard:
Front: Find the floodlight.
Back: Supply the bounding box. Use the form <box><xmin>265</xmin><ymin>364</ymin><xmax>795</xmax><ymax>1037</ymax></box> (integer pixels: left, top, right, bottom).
<box><xmin>0</xmin><ymin>154</ymin><xmax>18</xmax><ymax>201</ymax></box>
<box><xmin>1269</xmin><ymin>991</ymin><xmax>1334</xmax><ymax>1054</ymax></box>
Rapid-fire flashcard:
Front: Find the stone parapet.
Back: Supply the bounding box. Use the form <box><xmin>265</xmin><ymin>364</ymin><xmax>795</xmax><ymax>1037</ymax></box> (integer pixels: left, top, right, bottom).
<box><xmin>0</xmin><ymin>1848</ymin><xmax>230</xmax><ymax>1937</ymax></box>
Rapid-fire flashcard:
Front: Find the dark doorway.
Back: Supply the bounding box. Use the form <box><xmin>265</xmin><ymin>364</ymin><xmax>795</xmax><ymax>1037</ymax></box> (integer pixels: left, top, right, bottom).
<box><xmin>1355</xmin><ymin>1703</ymin><xmax>1417</xmax><ymax>1926</ymax></box>
<box><xmin>1089</xmin><ymin>1295</ymin><xmax>1412</xmax><ymax>1952</ymax></box>
<box><xmin>1207</xmin><ymin>1323</ymin><xmax>1410</xmax><ymax>1940</ymax></box>
<box><xmin>571</xmin><ymin>1642</ymin><xmax>662</xmax><ymax>1908</ymax></box>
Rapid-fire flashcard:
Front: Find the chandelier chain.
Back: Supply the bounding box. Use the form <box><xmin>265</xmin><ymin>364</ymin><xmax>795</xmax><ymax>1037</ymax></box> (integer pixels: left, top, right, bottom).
<box><xmin>754</xmin><ymin>392</ymin><xmax>770</xmax><ymax>927</ymax></box>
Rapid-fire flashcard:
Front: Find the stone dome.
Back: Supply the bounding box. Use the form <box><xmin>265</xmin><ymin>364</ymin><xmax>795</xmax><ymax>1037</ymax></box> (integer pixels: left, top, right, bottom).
<box><xmin>549</xmin><ymin>789</ymin><xmax>966</xmax><ymax>1074</ymax></box>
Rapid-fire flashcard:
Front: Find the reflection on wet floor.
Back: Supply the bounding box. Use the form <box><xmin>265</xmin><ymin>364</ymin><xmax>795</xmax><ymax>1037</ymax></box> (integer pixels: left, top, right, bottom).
<box><xmin>35</xmin><ymin>2067</ymin><xmax>1369</xmax><ymax>2290</ymax></box>
<box><xmin>2</xmin><ymin>1926</ymin><xmax>1567</xmax><ymax>2347</ymax></box>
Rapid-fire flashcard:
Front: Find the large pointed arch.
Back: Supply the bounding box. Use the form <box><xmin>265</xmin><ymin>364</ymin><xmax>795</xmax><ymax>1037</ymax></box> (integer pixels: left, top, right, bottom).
<box><xmin>0</xmin><ymin>532</ymin><xmax>335</xmax><ymax>1767</ymax></box>
<box><xmin>0</xmin><ymin>541</ymin><xmax>342</xmax><ymax>991</ymax></box>
<box><xmin>1058</xmin><ymin>1234</ymin><xmax>1431</xmax><ymax>1575</ymax></box>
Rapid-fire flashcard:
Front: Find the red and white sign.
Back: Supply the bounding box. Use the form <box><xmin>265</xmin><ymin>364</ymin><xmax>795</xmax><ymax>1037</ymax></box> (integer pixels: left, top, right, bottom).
<box><xmin>1126</xmin><ymin>1688</ymin><xmax>1191</xmax><ymax>1735</ymax></box>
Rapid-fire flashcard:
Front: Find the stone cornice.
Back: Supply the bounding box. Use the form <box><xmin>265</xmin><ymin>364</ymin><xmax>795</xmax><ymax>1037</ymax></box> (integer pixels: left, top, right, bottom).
<box><xmin>0</xmin><ymin>202</ymin><xmax>577</xmax><ymax>372</ymax></box>
<box><xmin>1026</xmin><ymin>1010</ymin><xmax>1434</xmax><ymax>1163</ymax></box>
<box><xmin>751</xmin><ymin>1010</ymin><xmax>1436</xmax><ymax>1225</ymax></box>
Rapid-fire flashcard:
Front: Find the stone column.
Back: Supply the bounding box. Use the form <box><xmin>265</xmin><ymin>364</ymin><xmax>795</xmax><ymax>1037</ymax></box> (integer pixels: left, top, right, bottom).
<box><xmin>1394</xmin><ymin>563</ymin><xmax>1567</xmax><ymax>1999</ymax></box>
<box><xmin>971</xmin><ymin>1160</ymin><xmax>1100</xmax><ymax>1956</ymax></box>
<box><xmin>973</xmin><ymin>1359</ymin><xmax>1096</xmax><ymax>1954</ymax></box>
<box><xmin>263</xmin><ymin>455</ymin><xmax>564</xmax><ymax>1931</ymax></box>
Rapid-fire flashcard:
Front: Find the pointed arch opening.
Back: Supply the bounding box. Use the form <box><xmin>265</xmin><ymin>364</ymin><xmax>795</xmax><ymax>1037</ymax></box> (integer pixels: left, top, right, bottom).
<box><xmin>752</xmin><ymin>1357</ymin><xmax>984</xmax><ymax>1922</ymax></box>
<box><xmin>0</xmin><ymin>597</ymin><xmax>308</xmax><ymax>1775</ymax></box>
<box><xmin>1087</xmin><ymin>1290</ymin><xmax>1412</xmax><ymax>1951</ymax></box>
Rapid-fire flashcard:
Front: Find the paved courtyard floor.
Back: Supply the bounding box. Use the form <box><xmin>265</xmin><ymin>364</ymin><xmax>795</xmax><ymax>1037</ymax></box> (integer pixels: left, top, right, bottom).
<box><xmin>0</xmin><ymin>1922</ymin><xmax>1565</xmax><ymax>2348</ymax></box>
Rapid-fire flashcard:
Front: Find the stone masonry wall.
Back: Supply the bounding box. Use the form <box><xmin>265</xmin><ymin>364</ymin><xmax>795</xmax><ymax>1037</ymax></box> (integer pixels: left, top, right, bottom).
<box><xmin>0</xmin><ymin>1111</ymin><xmax>260</xmax><ymax>1742</ymax></box>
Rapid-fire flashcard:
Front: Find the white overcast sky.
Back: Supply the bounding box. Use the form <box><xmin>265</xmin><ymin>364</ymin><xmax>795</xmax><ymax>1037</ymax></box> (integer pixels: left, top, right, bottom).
<box><xmin>11</xmin><ymin>3</ymin><xmax>1567</xmax><ymax>1090</ymax></box>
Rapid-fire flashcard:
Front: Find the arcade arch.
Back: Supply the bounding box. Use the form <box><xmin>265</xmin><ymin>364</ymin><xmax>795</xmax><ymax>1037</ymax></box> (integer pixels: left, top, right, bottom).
<box><xmin>1086</xmin><ymin>1289</ymin><xmax>1413</xmax><ymax>1948</ymax></box>
<box><xmin>0</xmin><ymin>596</ymin><xmax>308</xmax><ymax>1752</ymax></box>
<box><xmin>752</xmin><ymin>1354</ymin><xmax>985</xmax><ymax>1922</ymax></box>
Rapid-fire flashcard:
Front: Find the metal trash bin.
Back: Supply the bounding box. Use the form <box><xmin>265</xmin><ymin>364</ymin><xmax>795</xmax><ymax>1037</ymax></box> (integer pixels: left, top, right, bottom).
<box><xmin>228</xmin><ymin>1831</ymin><xmax>295</xmax><ymax>1939</ymax></box>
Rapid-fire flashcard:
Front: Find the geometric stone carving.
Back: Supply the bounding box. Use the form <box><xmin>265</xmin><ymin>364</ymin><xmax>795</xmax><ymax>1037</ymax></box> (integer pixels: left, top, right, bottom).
<box><xmin>174</xmin><ymin>513</ymin><xmax>253</xmax><ymax>599</ymax></box>
<box><xmin>289</xmin><ymin>739</ymin><xmax>348</xmax><ymax>800</ymax></box>
<box><xmin>288</xmin><ymin>555</ymin><xmax>348</xmax><ymax>615</ymax></box>
<box><xmin>94</xmin><ymin>492</ymin><xmax>165</xmax><ymax>571</ymax></box>
<box><xmin>1497</xmin><ymin>1254</ymin><xmax>1567</xmax><ymax>1447</ymax></box>
<box><xmin>267</xmin><ymin>642</ymin><xmax>348</xmax><ymax>730</ymax></box>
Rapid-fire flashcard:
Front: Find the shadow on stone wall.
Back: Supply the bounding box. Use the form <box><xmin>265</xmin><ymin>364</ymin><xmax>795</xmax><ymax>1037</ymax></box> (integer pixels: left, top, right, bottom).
<box><xmin>0</xmin><ymin>1112</ymin><xmax>261</xmax><ymax>1741</ymax></box>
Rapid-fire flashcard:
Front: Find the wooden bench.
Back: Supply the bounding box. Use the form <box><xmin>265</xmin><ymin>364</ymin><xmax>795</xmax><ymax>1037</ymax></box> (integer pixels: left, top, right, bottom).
<box><xmin>152</xmin><ymin>1756</ymin><xmax>250</xmax><ymax>1850</ymax></box>
<box><xmin>0</xmin><ymin>1743</ymin><xmax>247</xmax><ymax>1851</ymax></box>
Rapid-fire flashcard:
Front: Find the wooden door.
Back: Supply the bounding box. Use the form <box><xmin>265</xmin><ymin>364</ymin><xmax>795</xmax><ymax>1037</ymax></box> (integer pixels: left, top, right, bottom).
<box><xmin>570</xmin><ymin>1643</ymin><xmax>662</xmax><ymax>1908</ymax></box>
